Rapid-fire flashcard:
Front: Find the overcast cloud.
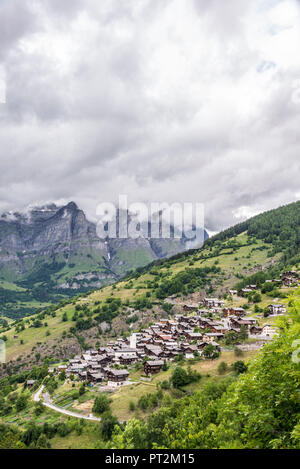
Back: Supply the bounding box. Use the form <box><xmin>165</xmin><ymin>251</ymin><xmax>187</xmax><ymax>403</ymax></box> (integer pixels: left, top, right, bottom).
<box><xmin>0</xmin><ymin>0</ymin><xmax>300</xmax><ymax>232</ymax></box>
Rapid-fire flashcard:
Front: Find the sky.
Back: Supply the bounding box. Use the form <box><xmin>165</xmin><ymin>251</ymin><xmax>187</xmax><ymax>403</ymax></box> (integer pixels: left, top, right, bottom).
<box><xmin>0</xmin><ymin>0</ymin><xmax>300</xmax><ymax>233</ymax></box>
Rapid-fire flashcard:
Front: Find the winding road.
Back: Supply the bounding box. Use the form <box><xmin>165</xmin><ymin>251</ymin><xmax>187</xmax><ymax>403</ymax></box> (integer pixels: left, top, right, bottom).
<box><xmin>33</xmin><ymin>385</ymin><xmax>101</xmax><ymax>422</ymax></box>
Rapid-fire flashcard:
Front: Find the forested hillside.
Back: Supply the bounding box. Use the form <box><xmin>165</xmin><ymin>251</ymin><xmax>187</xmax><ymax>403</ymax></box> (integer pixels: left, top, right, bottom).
<box><xmin>111</xmin><ymin>298</ymin><xmax>300</xmax><ymax>449</ymax></box>
<box><xmin>206</xmin><ymin>201</ymin><xmax>300</xmax><ymax>265</ymax></box>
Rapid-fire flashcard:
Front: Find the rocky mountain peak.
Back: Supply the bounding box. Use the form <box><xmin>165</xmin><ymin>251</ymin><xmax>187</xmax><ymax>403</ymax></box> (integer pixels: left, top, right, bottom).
<box><xmin>0</xmin><ymin>200</ymin><xmax>208</xmax><ymax>318</ymax></box>
<box><xmin>65</xmin><ymin>201</ymin><xmax>79</xmax><ymax>212</ymax></box>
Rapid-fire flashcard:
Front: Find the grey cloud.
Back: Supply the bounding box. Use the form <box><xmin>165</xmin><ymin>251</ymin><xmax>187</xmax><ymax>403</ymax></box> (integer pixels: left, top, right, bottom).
<box><xmin>43</xmin><ymin>0</ymin><xmax>84</xmax><ymax>16</ymax></box>
<box><xmin>0</xmin><ymin>0</ymin><xmax>36</xmax><ymax>60</ymax></box>
<box><xmin>193</xmin><ymin>0</ymin><xmax>252</xmax><ymax>38</ymax></box>
<box><xmin>5</xmin><ymin>54</ymin><xmax>69</xmax><ymax>121</ymax></box>
<box><xmin>0</xmin><ymin>0</ymin><xmax>300</xmax><ymax>233</ymax></box>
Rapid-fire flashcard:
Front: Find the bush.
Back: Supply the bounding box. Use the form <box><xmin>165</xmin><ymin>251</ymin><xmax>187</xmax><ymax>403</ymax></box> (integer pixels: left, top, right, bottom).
<box><xmin>232</xmin><ymin>361</ymin><xmax>248</xmax><ymax>375</ymax></box>
<box><xmin>160</xmin><ymin>380</ymin><xmax>170</xmax><ymax>390</ymax></box>
<box><xmin>252</xmin><ymin>293</ymin><xmax>262</xmax><ymax>303</ymax></box>
<box><xmin>202</xmin><ymin>345</ymin><xmax>220</xmax><ymax>360</ymax></box>
<box><xmin>35</xmin><ymin>434</ymin><xmax>50</xmax><ymax>449</ymax></box>
<box><xmin>129</xmin><ymin>401</ymin><xmax>135</xmax><ymax>412</ymax></box>
<box><xmin>218</xmin><ymin>362</ymin><xmax>228</xmax><ymax>375</ymax></box>
<box><xmin>162</xmin><ymin>361</ymin><xmax>168</xmax><ymax>371</ymax></box>
<box><xmin>56</xmin><ymin>422</ymin><xmax>71</xmax><ymax>437</ymax></box>
<box><xmin>93</xmin><ymin>394</ymin><xmax>110</xmax><ymax>415</ymax></box>
<box><xmin>34</xmin><ymin>401</ymin><xmax>44</xmax><ymax>416</ymax></box>
<box><xmin>15</xmin><ymin>394</ymin><xmax>28</xmax><ymax>412</ymax></box>
<box><xmin>100</xmin><ymin>412</ymin><xmax>119</xmax><ymax>441</ymax></box>
<box><xmin>171</xmin><ymin>367</ymin><xmax>189</xmax><ymax>388</ymax></box>
<box><xmin>171</xmin><ymin>366</ymin><xmax>201</xmax><ymax>389</ymax></box>
<box><xmin>58</xmin><ymin>371</ymin><xmax>66</xmax><ymax>381</ymax></box>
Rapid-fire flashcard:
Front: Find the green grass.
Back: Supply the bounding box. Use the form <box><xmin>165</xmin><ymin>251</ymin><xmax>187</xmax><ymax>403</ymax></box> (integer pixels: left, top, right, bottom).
<box><xmin>50</xmin><ymin>425</ymin><xmax>100</xmax><ymax>449</ymax></box>
<box><xmin>111</xmin><ymin>246</ymin><xmax>157</xmax><ymax>276</ymax></box>
<box><xmin>109</xmin><ymin>349</ymin><xmax>258</xmax><ymax>422</ymax></box>
<box><xmin>110</xmin><ymin>381</ymin><xmax>158</xmax><ymax>421</ymax></box>
<box><xmin>0</xmin><ymin>280</ymin><xmax>27</xmax><ymax>292</ymax></box>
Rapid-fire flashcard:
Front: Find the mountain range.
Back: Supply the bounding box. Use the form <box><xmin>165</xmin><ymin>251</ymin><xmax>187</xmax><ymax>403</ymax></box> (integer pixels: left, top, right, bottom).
<box><xmin>0</xmin><ymin>201</ymin><xmax>208</xmax><ymax>318</ymax></box>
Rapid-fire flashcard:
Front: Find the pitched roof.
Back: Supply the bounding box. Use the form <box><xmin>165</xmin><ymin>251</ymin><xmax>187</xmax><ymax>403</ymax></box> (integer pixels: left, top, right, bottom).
<box><xmin>145</xmin><ymin>360</ymin><xmax>164</xmax><ymax>366</ymax></box>
<box><xmin>108</xmin><ymin>369</ymin><xmax>129</xmax><ymax>376</ymax></box>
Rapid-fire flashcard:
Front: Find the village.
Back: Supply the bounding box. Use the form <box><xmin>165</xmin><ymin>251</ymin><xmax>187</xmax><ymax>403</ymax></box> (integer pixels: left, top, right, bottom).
<box><xmin>52</xmin><ymin>271</ymin><xmax>299</xmax><ymax>390</ymax></box>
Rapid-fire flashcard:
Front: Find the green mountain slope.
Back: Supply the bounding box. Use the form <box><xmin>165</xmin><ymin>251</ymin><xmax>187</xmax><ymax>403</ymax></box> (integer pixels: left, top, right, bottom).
<box><xmin>206</xmin><ymin>200</ymin><xmax>300</xmax><ymax>264</ymax></box>
<box><xmin>1</xmin><ymin>200</ymin><xmax>300</xmax><ymax>374</ymax></box>
<box><xmin>110</xmin><ymin>301</ymin><xmax>300</xmax><ymax>449</ymax></box>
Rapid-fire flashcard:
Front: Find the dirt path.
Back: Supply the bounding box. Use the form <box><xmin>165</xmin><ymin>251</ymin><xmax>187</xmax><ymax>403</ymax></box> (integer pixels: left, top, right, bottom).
<box><xmin>33</xmin><ymin>386</ymin><xmax>101</xmax><ymax>422</ymax></box>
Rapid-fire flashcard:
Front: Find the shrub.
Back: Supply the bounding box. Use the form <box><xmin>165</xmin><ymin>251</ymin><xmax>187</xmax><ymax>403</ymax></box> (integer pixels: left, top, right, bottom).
<box><xmin>15</xmin><ymin>394</ymin><xmax>28</xmax><ymax>412</ymax></box>
<box><xmin>93</xmin><ymin>394</ymin><xmax>110</xmax><ymax>415</ymax></box>
<box><xmin>218</xmin><ymin>362</ymin><xmax>228</xmax><ymax>375</ymax></box>
<box><xmin>100</xmin><ymin>412</ymin><xmax>119</xmax><ymax>441</ymax></box>
<box><xmin>232</xmin><ymin>360</ymin><xmax>248</xmax><ymax>375</ymax></box>
<box><xmin>129</xmin><ymin>401</ymin><xmax>135</xmax><ymax>412</ymax></box>
<box><xmin>202</xmin><ymin>345</ymin><xmax>220</xmax><ymax>360</ymax></box>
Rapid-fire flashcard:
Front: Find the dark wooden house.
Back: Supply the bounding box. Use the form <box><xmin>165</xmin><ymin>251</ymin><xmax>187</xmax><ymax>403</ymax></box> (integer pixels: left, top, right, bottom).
<box><xmin>144</xmin><ymin>360</ymin><xmax>164</xmax><ymax>376</ymax></box>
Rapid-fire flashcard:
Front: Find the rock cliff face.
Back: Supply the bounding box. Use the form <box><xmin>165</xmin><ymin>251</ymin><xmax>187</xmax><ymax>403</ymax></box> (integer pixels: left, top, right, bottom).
<box><xmin>0</xmin><ymin>201</ymin><xmax>208</xmax><ymax>316</ymax></box>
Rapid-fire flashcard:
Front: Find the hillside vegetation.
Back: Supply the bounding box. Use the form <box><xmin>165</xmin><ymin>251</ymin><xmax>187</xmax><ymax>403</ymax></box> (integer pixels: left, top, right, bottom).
<box><xmin>0</xmin><ymin>201</ymin><xmax>299</xmax><ymax>374</ymax></box>
<box><xmin>0</xmin><ymin>201</ymin><xmax>300</xmax><ymax>449</ymax></box>
<box><xmin>0</xmin><ymin>292</ymin><xmax>299</xmax><ymax>449</ymax></box>
<box><xmin>111</xmin><ymin>296</ymin><xmax>300</xmax><ymax>449</ymax></box>
<box><xmin>207</xmin><ymin>200</ymin><xmax>300</xmax><ymax>265</ymax></box>
<box><xmin>0</xmin><ymin>232</ymin><xmax>274</xmax><ymax>373</ymax></box>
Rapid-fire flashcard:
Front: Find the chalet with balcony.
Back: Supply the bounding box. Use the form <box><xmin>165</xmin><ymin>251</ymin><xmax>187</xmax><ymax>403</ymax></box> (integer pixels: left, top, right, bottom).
<box><xmin>184</xmin><ymin>331</ymin><xmax>202</xmax><ymax>341</ymax></box>
<box><xmin>107</xmin><ymin>369</ymin><xmax>129</xmax><ymax>386</ymax></box>
<box><xmin>250</xmin><ymin>325</ymin><xmax>263</xmax><ymax>335</ymax></box>
<box><xmin>204</xmin><ymin>298</ymin><xmax>225</xmax><ymax>308</ymax></box>
<box><xmin>183</xmin><ymin>304</ymin><xmax>198</xmax><ymax>313</ymax></box>
<box><xmin>87</xmin><ymin>371</ymin><xmax>103</xmax><ymax>384</ymax></box>
<box><xmin>144</xmin><ymin>360</ymin><xmax>164</xmax><ymax>375</ymax></box>
<box><xmin>203</xmin><ymin>332</ymin><xmax>224</xmax><ymax>343</ymax></box>
<box><xmin>222</xmin><ymin>307</ymin><xmax>245</xmax><ymax>317</ymax></box>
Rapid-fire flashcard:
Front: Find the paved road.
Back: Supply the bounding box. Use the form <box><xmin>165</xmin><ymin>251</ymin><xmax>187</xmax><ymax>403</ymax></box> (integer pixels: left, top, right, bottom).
<box><xmin>33</xmin><ymin>385</ymin><xmax>45</xmax><ymax>402</ymax></box>
<box><xmin>33</xmin><ymin>385</ymin><xmax>101</xmax><ymax>422</ymax></box>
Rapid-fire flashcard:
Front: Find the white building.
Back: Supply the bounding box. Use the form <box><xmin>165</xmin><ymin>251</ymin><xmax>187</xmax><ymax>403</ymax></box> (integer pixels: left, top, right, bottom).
<box><xmin>268</xmin><ymin>304</ymin><xmax>286</xmax><ymax>315</ymax></box>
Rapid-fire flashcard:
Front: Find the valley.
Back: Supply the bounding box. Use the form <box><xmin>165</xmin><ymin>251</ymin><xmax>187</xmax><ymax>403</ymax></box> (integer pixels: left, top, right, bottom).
<box><xmin>0</xmin><ymin>200</ymin><xmax>299</xmax><ymax>449</ymax></box>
